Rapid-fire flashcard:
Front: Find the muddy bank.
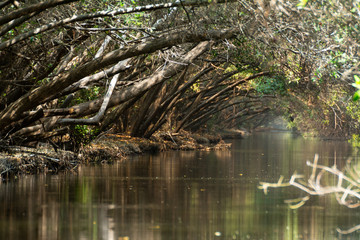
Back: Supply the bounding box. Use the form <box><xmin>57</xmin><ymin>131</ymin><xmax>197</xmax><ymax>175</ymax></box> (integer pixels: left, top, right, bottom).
<box><xmin>0</xmin><ymin>131</ymin><xmax>231</xmax><ymax>180</ymax></box>
<box><xmin>83</xmin><ymin>131</ymin><xmax>231</xmax><ymax>162</ymax></box>
<box><xmin>0</xmin><ymin>146</ymin><xmax>79</xmax><ymax>179</ymax></box>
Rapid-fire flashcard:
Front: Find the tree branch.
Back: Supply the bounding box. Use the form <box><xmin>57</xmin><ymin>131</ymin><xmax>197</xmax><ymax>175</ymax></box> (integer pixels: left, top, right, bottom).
<box><xmin>0</xmin><ymin>0</ymin><xmax>78</xmax><ymax>25</ymax></box>
<box><xmin>0</xmin><ymin>29</ymin><xmax>238</xmax><ymax>129</ymax></box>
<box><xmin>175</xmin><ymin>71</ymin><xmax>270</xmax><ymax>132</ymax></box>
<box><xmin>0</xmin><ymin>0</ymin><xmax>237</xmax><ymax>50</ymax></box>
<box><xmin>58</xmin><ymin>71</ymin><xmax>121</xmax><ymax>125</ymax></box>
<box><xmin>56</xmin><ymin>41</ymin><xmax>211</xmax><ymax>125</ymax></box>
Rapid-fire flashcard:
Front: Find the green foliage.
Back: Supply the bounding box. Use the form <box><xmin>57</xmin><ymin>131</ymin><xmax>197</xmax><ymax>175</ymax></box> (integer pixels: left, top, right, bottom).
<box><xmin>251</xmin><ymin>75</ymin><xmax>287</xmax><ymax>95</ymax></box>
<box><xmin>286</xmin><ymin>120</ymin><xmax>297</xmax><ymax>130</ymax></box>
<box><xmin>73</xmin><ymin>86</ymin><xmax>102</xmax><ymax>105</ymax></box>
<box><xmin>352</xmin><ymin>75</ymin><xmax>360</xmax><ymax>101</ymax></box>
<box><xmin>70</xmin><ymin>125</ymin><xmax>100</xmax><ymax>146</ymax></box>
<box><xmin>297</xmin><ymin>0</ymin><xmax>308</xmax><ymax>8</ymax></box>
<box><xmin>349</xmin><ymin>134</ymin><xmax>360</xmax><ymax>148</ymax></box>
<box><xmin>346</xmin><ymin>97</ymin><xmax>360</xmax><ymax>129</ymax></box>
<box><xmin>190</xmin><ymin>82</ymin><xmax>200</xmax><ymax>92</ymax></box>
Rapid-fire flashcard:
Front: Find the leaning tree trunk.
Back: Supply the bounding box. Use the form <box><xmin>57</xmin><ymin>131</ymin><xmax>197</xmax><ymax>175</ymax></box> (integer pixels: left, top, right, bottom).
<box><xmin>8</xmin><ymin>41</ymin><xmax>212</xmax><ymax>141</ymax></box>
<box><xmin>174</xmin><ymin>72</ymin><xmax>271</xmax><ymax>132</ymax></box>
<box><xmin>0</xmin><ymin>28</ymin><xmax>238</xmax><ymax>133</ymax></box>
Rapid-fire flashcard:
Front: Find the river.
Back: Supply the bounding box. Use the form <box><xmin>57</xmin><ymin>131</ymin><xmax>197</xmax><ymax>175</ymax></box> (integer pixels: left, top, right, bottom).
<box><xmin>0</xmin><ymin>132</ymin><xmax>359</xmax><ymax>240</ymax></box>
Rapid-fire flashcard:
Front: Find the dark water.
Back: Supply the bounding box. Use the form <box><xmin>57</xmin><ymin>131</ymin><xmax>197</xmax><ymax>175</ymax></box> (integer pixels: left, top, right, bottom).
<box><xmin>1</xmin><ymin>132</ymin><xmax>360</xmax><ymax>240</ymax></box>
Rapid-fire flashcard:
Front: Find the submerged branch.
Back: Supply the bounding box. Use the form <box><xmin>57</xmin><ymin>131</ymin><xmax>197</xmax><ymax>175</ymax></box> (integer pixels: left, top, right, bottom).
<box><xmin>337</xmin><ymin>225</ymin><xmax>360</xmax><ymax>235</ymax></box>
<box><xmin>258</xmin><ymin>175</ymin><xmax>290</xmax><ymax>195</ymax></box>
<box><xmin>260</xmin><ymin>154</ymin><xmax>360</xmax><ymax>234</ymax></box>
<box><xmin>259</xmin><ymin>154</ymin><xmax>360</xmax><ymax>209</ymax></box>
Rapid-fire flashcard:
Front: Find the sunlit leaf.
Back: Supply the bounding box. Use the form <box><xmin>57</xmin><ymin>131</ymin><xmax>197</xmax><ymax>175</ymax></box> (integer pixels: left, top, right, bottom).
<box><xmin>355</xmin><ymin>75</ymin><xmax>360</xmax><ymax>84</ymax></box>
<box><xmin>297</xmin><ymin>0</ymin><xmax>308</xmax><ymax>8</ymax></box>
<box><xmin>353</xmin><ymin>91</ymin><xmax>360</xmax><ymax>101</ymax></box>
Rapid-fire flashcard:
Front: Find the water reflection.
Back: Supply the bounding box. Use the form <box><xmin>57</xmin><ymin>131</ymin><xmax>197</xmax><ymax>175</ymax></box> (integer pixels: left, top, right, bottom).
<box><xmin>0</xmin><ymin>132</ymin><xmax>359</xmax><ymax>240</ymax></box>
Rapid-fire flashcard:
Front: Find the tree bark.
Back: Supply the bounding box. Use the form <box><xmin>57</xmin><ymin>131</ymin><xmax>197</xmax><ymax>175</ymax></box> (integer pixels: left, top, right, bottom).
<box><xmin>130</xmin><ymin>83</ymin><xmax>163</xmax><ymax>137</ymax></box>
<box><xmin>134</xmin><ymin>67</ymin><xmax>189</xmax><ymax>137</ymax></box>
<box><xmin>143</xmin><ymin>66</ymin><xmax>214</xmax><ymax>137</ymax></box>
<box><xmin>99</xmin><ymin>95</ymin><xmax>141</xmax><ymax>132</ymax></box>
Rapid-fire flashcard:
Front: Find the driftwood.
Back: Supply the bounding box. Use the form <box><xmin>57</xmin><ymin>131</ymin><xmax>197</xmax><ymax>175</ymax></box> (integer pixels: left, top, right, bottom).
<box><xmin>259</xmin><ymin>154</ymin><xmax>360</xmax><ymax>234</ymax></box>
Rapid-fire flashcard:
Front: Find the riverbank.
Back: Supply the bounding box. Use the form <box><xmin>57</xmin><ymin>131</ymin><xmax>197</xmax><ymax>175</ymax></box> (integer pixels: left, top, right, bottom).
<box><xmin>0</xmin><ymin>131</ymin><xmax>231</xmax><ymax>180</ymax></box>
<box><xmin>83</xmin><ymin>131</ymin><xmax>230</xmax><ymax>163</ymax></box>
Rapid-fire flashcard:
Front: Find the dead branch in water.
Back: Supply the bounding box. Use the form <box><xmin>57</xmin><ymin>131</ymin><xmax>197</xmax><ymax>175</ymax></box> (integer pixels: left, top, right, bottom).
<box><xmin>259</xmin><ymin>154</ymin><xmax>360</xmax><ymax>234</ymax></box>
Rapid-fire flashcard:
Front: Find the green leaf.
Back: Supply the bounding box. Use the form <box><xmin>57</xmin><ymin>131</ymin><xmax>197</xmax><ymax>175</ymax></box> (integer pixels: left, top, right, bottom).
<box><xmin>297</xmin><ymin>0</ymin><xmax>308</xmax><ymax>8</ymax></box>
<box><xmin>353</xmin><ymin>91</ymin><xmax>360</xmax><ymax>101</ymax></box>
<box><xmin>355</xmin><ymin>75</ymin><xmax>360</xmax><ymax>84</ymax></box>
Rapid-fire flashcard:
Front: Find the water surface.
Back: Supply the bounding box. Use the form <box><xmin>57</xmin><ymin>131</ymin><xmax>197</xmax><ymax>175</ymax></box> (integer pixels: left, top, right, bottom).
<box><xmin>0</xmin><ymin>132</ymin><xmax>359</xmax><ymax>240</ymax></box>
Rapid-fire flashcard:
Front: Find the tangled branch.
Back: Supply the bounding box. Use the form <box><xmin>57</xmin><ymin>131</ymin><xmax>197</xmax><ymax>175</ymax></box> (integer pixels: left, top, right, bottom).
<box><xmin>259</xmin><ymin>154</ymin><xmax>360</xmax><ymax>234</ymax></box>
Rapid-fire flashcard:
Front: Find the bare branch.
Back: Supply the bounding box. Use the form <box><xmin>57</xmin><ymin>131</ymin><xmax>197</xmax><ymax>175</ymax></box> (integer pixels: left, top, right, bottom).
<box><xmin>0</xmin><ymin>0</ymin><xmax>78</xmax><ymax>25</ymax></box>
<box><xmin>259</xmin><ymin>154</ymin><xmax>360</xmax><ymax>213</ymax></box>
<box><xmin>58</xmin><ymin>70</ymin><xmax>121</xmax><ymax>125</ymax></box>
<box><xmin>337</xmin><ymin>225</ymin><xmax>360</xmax><ymax>235</ymax></box>
<box><xmin>0</xmin><ymin>0</ymin><xmax>236</xmax><ymax>50</ymax></box>
<box><xmin>56</xmin><ymin>41</ymin><xmax>211</xmax><ymax>125</ymax></box>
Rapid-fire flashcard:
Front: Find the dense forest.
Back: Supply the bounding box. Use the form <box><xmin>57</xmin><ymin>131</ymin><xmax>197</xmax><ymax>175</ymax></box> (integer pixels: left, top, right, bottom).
<box><xmin>1</xmin><ymin>0</ymin><xmax>360</xmax><ymax>150</ymax></box>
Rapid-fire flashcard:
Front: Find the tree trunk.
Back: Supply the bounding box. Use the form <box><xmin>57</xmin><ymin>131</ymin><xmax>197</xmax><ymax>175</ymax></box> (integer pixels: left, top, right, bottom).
<box><xmin>175</xmin><ymin>71</ymin><xmax>270</xmax><ymax>132</ymax></box>
<box><xmin>55</xmin><ymin>41</ymin><xmax>211</xmax><ymax>121</ymax></box>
